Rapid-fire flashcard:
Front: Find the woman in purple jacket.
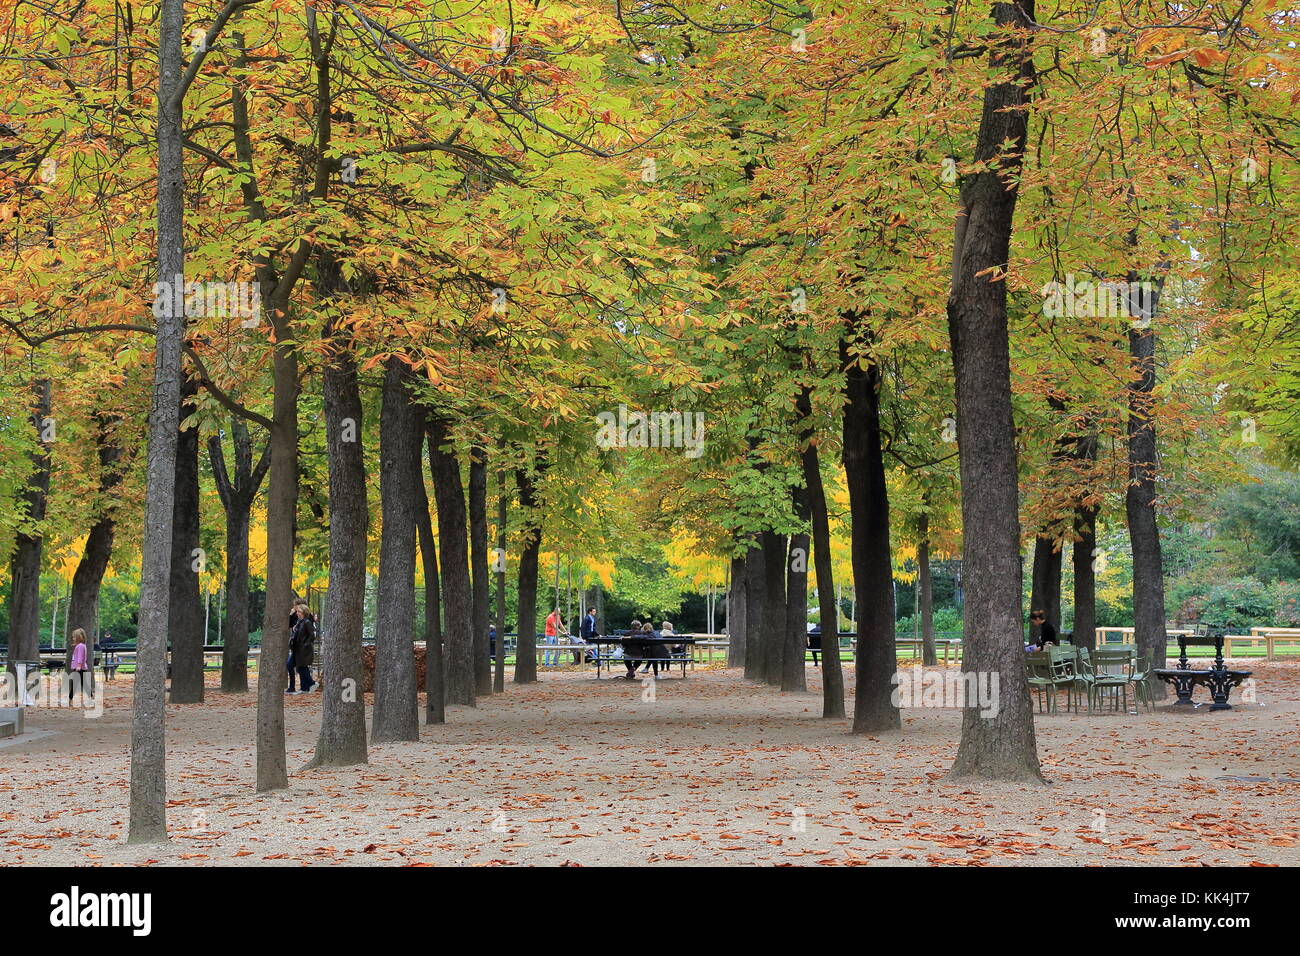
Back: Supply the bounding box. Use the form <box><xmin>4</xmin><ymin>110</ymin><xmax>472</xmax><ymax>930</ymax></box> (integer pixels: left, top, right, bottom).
<box><xmin>68</xmin><ymin>628</ymin><xmax>92</xmax><ymax>704</ymax></box>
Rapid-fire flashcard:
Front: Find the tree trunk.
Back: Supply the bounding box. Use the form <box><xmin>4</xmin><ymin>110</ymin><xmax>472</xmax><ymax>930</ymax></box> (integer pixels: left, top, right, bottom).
<box><xmin>945</xmin><ymin>0</ymin><xmax>1042</xmax><ymax>781</ymax></box>
<box><xmin>743</xmin><ymin>535</ymin><xmax>766</xmax><ymax>681</ymax></box>
<box><xmin>67</xmin><ymin>520</ymin><xmax>113</xmax><ymax>691</ymax></box>
<box><xmin>469</xmin><ymin>447</ymin><xmax>492</xmax><ymax>697</ymax></box>
<box><xmin>254</xmin><ymin>331</ymin><xmax>299</xmax><ymax>792</ymax></box>
<box><xmin>1028</xmin><ymin>534</ymin><xmax>1062</xmax><ymax>634</ymax></box>
<box><xmin>371</xmin><ymin>357</ymin><xmax>421</xmax><ymax>742</ymax></box>
<box><xmin>1073</xmin><ymin>504</ymin><xmax>1098</xmax><ymax>652</ymax></box>
<box><xmin>6</xmin><ymin>379</ymin><xmax>51</xmax><ymax>665</ymax></box>
<box><xmin>210</xmin><ymin>417</ymin><xmax>268</xmax><ymax>694</ymax></box>
<box><xmin>309</xmin><ymin>340</ymin><xmax>370</xmax><ymax>765</ymax></box>
<box><xmin>66</xmin><ymin>416</ymin><xmax>123</xmax><ymax>697</ymax></box>
<box><xmin>494</xmin><ymin>460</ymin><xmax>507</xmax><ymax>693</ymax></box>
<box><xmin>169</xmin><ymin>378</ymin><xmax>205</xmax><ymax>704</ymax></box>
<box><xmin>513</xmin><ymin>459</ymin><xmax>546</xmax><ymax>684</ymax></box>
<box><xmin>841</xmin><ymin>330</ymin><xmax>901</xmax><ymax>734</ymax></box>
<box><xmin>782</xmin><ymin>525</ymin><xmax>809</xmax><ymax>693</ymax></box>
<box><xmin>761</xmin><ymin>530</ymin><xmax>787</xmax><ymax>686</ymax></box>
<box><xmin>130</xmin><ymin>0</ymin><xmax>184</xmax><ymax>841</ymax></box>
<box><xmin>727</xmin><ymin>552</ymin><xmax>747</xmax><ymax>668</ymax></box>
<box><xmin>797</xmin><ymin>384</ymin><xmax>846</xmax><ymax>717</ymax></box>
<box><xmin>918</xmin><ymin>512</ymin><xmax>937</xmax><ymax>667</ymax></box>
<box><xmin>427</xmin><ymin>414</ymin><xmax>474</xmax><ymax>705</ymax></box>
<box><xmin>1127</xmin><ymin>294</ymin><xmax>1168</xmax><ymax>697</ymax></box>
<box><xmin>417</xmin><ymin>477</ymin><xmax>446</xmax><ymax>724</ymax></box>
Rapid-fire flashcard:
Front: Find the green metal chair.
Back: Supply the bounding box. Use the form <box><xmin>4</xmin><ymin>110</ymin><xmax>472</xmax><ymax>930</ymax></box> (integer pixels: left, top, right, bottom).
<box><xmin>1130</xmin><ymin>652</ymin><xmax>1155</xmax><ymax>713</ymax></box>
<box><xmin>1047</xmin><ymin>644</ymin><xmax>1080</xmax><ymax>712</ymax></box>
<box><xmin>1025</xmin><ymin>651</ymin><xmax>1057</xmax><ymax>713</ymax></box>
<box><xmin>1087</xmin><ymin>647</ymin><xmax>1136</xmax><ymax>712</ymax></box>
<box><xmin>1072</xmin><ymin>646</ymin><xmax>1095</xmax><ymax>712</ymax></box>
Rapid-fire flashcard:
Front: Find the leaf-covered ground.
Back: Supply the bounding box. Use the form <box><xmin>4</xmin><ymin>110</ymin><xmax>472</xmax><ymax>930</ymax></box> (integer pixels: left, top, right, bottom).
<box><xmin>3</xmin><ymin>662</ymin><xmax>1297</xmax><ymax>866</ymax></box>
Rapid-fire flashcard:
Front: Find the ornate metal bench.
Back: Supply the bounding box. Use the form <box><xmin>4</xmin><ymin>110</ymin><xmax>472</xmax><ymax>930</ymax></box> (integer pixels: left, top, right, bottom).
<box><xmin>1154</xmin><ymin>632</ymin><xmax>1251</xmax><ymax>711</ymax></box>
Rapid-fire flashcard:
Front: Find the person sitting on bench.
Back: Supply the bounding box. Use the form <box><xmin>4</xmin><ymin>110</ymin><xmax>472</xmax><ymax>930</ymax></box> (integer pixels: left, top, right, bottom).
<box><xmin>661</xmin><ymin>621</ymin><xmax>683</xmax><ymax>662</ymax></box>
<box><xmin>638</xmin><ymin>622</ymin><xmax>669</xmax><ymax>677</ymax></box>
<box><xmin>622</xmin><ymin>622</ymin><xmax>644</xmax><ymax>679</ymax></box>
<box><xmin>1029</xmin><ymin>609</ymin><xmax>1057</xmax><ymax>649</ymax></box>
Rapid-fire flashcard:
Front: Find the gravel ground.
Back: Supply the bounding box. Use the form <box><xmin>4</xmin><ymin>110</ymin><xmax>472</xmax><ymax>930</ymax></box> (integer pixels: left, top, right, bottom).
<box><xmin>2</xmin><ymin>659</ymin><xmax>1297</xmax><ymax>866</ymax></box>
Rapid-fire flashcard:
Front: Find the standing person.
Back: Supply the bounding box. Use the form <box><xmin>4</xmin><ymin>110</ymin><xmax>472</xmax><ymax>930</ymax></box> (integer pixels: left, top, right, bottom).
<box><xmin>543</xmin><ymin>607</ymin><xmax>564</xmax><ymax>667</ymax></box>
<box><xmin>286</xmin><ymin>601</ymin><xmax>300</xmax><ymax>693</ymax></box>
<box><xmin>290</xmin><ymin>603</ymin><xmax>317</xmax><ymax>693</ymax></box>
<box><xmin>488</xmin><ymin>624</ymin><xmax>497</xmax><ymax>661</ymax></box>
<box><xmin>68</xmin><ymin>628</ymin><xmax>92</xmax><ymax>705</ymax></box>
<box><xmin>580</xmin><ymin>607</ymin><xmax>598</xmax><ymax>665</ymax></box>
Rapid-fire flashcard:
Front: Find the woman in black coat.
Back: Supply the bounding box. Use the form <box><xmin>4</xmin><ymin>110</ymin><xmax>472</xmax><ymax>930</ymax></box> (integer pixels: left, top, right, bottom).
<box><xmin>290</xmin><ymin>606</ymin><xmax>317</xmax><ymax>693</ymax></box>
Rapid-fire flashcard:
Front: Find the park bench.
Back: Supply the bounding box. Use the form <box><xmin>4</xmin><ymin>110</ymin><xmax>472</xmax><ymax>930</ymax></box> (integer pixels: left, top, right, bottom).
<box><xmin>587</xmin><ymin>635</ymin><xmax>696</xmax><ymax>679</ymax></box>
<box><xmin>1154</xmin><ymin>632</ymin><xmax>1251</xmax><ymax>711</ymax></box>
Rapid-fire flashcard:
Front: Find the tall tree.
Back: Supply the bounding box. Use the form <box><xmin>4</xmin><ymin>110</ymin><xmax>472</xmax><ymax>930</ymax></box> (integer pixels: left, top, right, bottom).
<box><xmin>742</xmin><ymin>535</ymin><xmax>765</xmax><ymax>681</ymax></box>
<box><xmin>760</xmin><ymin>529</ymin><xmax>787</xmax><ymax>686</ymax></box>
<box><xmin>168</xmin><ymin>376</ymin><xmax>205</xmax><ymax>704</ymax></box>
<box><xmin>428</xmin><ymin>413</ymin><xmax>473</xmax><ymax>706</ymax></box>
<box><xmin>65</xmin><ymin>413</ymin><xmax>126</xmax><ymax>692</ymax></box>
<box><xmin>372</xmin><ymin>357</ymin><xmax>422</xmax><ymax>742</ymax></box>
<box><xmin>311</xmin><ymin>319</ymin><xmax>370</xmax><ymax>766</ymax></box>
<box><xmin>128</xmin><ymin>0</ymin><xmax>186</xmax><ymax>842</ymax></box>
<box><xmin>841</xmin><ymin>326</ymin><xmax>900</xmax><ymax>734</ymax></box>
<box><xmin>796</xmin><ymin>384</ymin><xmax>845</xmax><ymax>717</ymax></box>
<box><xmin>468</xmin><ymin>446</ymin><xmax>491</xmax><ymax>696</ymax></box>
<box><xmin>726</xmin><ymin>551</ymin><xmax>747</xmax><ymax>669</ymax></box>
<box><xmin>209</xmin><ymin>417</ymin><xmax>270</xmax><ymax>693</ymax></box>
<box><xmin>494</xmin><ymin>462</ymin><xmax>508</xmax><ymax>693</ymax></box>
<box><xmin>417</xmin><ymin>477</ymin><xmax>445</xmax><ymax>724</ymax></box>
<box><xmin>1126</xmin><ymin>278</ymin><xmax>1168</xmax><ymax>695</ymax></box>
<box><xmin>513</xmin><ymin>455</ymin><xmax>546</xmax><ymax>685</ymax></box>
<box><xmin>917</xmin><ymin>511</ymin><xmax>937</xmax><ymax>667</ymax></box>
<box><xmin>6</xmin><ymin>378</ymin><xmax>51</xmax><ymax>665</ymax></box>
<box><xmin>945</xmin><ymin>0</ymin><xmax>1042</xmax><ymax>781</ymax></box>
<box><xmin>782</xmin><ymin>501</ymin><xmax>810</xmax><ymax>693</ymax></box>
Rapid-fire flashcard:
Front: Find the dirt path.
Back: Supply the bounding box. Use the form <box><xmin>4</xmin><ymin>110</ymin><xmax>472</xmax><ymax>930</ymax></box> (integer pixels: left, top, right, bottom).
<box><xmin>2</xmin><ymin>661</ymin><xmax>1297</xmax><ymax>866</ymax></box>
